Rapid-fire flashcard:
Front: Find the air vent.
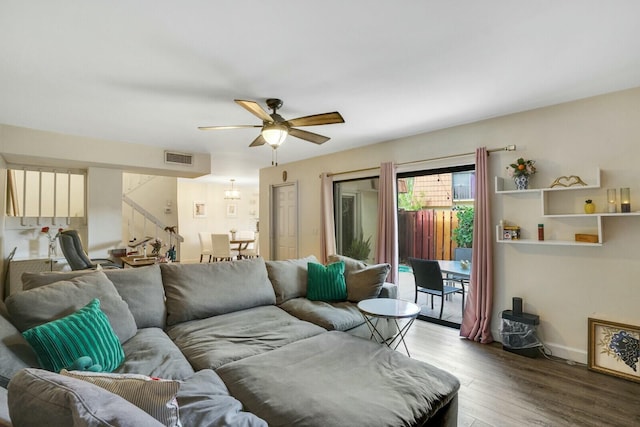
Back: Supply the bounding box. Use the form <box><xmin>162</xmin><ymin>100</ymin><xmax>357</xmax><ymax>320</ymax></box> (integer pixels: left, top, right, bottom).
<box><xmin>165</xmin><ymin>151</ymin><xmax>193</xmax><ymax>166</ymax></box>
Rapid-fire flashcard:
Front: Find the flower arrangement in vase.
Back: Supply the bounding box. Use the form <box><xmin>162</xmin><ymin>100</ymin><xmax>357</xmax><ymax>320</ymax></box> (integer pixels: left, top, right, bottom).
<box><xmin>41</xmin><ymin>226</ymin><xmax>64</xmax><ymax>257</ymax></box>
<box><xmin>506</xmin><ymin>158</ymin><xmax>536</xmax><ymax>190</ymax></box>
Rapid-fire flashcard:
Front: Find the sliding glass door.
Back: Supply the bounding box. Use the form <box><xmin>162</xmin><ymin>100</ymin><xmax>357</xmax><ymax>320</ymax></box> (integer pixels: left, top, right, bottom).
<box><xmin>397</xmin><ymin>165</ymin><xmax>475</xmax><ymax>328</ymax></box>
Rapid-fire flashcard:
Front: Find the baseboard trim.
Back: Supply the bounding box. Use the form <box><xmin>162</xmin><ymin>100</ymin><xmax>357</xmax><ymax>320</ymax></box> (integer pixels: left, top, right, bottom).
<box><xmin>492</xmin><ymin>327</ymin><xmax>587</xmax><ymax>364</ymax></box>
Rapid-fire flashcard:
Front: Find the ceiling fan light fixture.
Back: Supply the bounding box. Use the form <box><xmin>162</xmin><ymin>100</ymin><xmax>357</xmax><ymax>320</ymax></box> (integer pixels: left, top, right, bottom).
<box><xmin>224</xmin><ymin>179</ymin><xmax>241</xmax><ymax>200</ymax></box>
<box><xmin>261</xmin><ymin>123</ymin><xmax>289</xmax><ymax>147</ymax></box>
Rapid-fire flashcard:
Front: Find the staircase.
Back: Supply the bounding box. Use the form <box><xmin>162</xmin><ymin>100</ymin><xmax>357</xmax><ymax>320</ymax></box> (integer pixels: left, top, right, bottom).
<box><xmin>122</xmin><ymin>195</ymin><xmax>184</xmax><ymax>260</ymax></box>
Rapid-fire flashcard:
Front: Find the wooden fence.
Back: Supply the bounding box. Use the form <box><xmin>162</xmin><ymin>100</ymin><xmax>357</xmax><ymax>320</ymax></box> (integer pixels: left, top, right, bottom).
<box><xmin>398</xmin><ymin>209</ymin><xmax>459</xmax><ymax>262</ymax></box>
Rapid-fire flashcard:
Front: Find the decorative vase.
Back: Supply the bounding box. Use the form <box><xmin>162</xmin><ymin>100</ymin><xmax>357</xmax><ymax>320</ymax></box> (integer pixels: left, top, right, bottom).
<box><xmin>48</xmin><ymin>241</ymin><xmax>56</xmax><ymax>258</ymax></box>
<box><xmin>584</xmin><ymin>200</ymin><xmax>595</xmax><ymax>214</ymax></box>
<box><xmin>514</xmin><ymin>175</ymin><xmax>529</xmax><ymax>190</ymax></box>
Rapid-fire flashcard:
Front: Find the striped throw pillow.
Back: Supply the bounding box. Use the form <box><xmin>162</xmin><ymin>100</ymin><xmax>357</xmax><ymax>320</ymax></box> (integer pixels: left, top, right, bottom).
<box><xmin>61</xmin><ymin>370</ymin><xmax>181</xmax><ymax>427</ymax></box>
<box><xmin>22</xmin><ymin>298</ymin><xmax>124</xmax><ymax>373</ymax></box>
<box><xmin>307</xmin><ymin>261</ymin><xmax>347</xmax><ymax>301</ymax></box>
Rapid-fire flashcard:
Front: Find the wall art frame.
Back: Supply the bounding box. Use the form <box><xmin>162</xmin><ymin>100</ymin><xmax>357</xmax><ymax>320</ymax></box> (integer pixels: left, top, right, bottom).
<box><xmin>226</xmin><ymin>203</ymin><xmax>237</xmax><ymax>218</ymax></box>
<box><xmin>588</xmin><ymin>317</ymin><xmax>640</xmax><ymax>383</ymax></box>
<box><xmin>193</xmin><ymin>201</ymin><xmax>207</xmax><ymax>218</ymax></box>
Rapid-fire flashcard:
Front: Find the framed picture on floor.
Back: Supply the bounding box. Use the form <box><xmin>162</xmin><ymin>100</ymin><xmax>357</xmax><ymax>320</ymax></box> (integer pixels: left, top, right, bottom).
<box><xmin>588</xmin><ymin>317</ymin><xmax>640</xmax><ymax>383</ymax></box>
<box><xmin>226</xmin><ymin>203</ymin><xmax>237</xmax><ymax>218</ymax></box>
<box><xmin>194</xmin><ymin>201</ymin><xmax>207</xmax><ymax>218</ymax></box>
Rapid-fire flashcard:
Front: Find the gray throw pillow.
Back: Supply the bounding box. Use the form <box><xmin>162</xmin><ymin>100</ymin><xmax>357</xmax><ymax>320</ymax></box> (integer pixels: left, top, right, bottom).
<box><xmin>8</xmin><ymin>368</ymin><xmax>164</xmax><ymax>426</ymax></box>
<box><xmin>327</xmin><ymin>254</ymin><xmax>390</xmax><ymax>302</ymax></box>
<box><xmin>21</xmin><ymin>265</ymin><xmax>166</xmax><ymax>329</ymax></box>
<box><xmin>6</xmin><ymin>271</ymin><xmax>137</xmax><ymax>344</ymax></box>
<box><xmin>266</xmin><ymin>255</ymin><xmax>318</xmax><ymax>304</ymax></box>
<box><xmin>0</xmin><ymin>311</ymin><xmax>38</xmax><ymax>388</ymax></box>
<box><xmin>346</xmin><ymin>264</ymin><xmax>391</xmax><ymax>301</ymax></box>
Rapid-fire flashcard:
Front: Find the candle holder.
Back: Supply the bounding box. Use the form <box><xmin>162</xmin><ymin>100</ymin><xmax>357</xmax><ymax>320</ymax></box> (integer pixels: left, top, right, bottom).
<box><xmin>620</xmin><ymin>187</ymin><xmax>631</xmax><ymax>213</ymax></box>
<box><xmin>607</xmin><ymin>188</ymin><xmax>617</xmax><ymax>213</ymax></box>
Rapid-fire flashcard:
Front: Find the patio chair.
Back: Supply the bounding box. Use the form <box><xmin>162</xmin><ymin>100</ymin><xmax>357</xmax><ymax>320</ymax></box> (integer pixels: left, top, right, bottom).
<box><xmin>450</xmin><ymin>248</ymin><xmax>471</xmax><ymax>297</ymax></box>
<box><xmin>408</xmin><ymin>257</ymin><xmax>464</xmax><ymax>319</ymax></box>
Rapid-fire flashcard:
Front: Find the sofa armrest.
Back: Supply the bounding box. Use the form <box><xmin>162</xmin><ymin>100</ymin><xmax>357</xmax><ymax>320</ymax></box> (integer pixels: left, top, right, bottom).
<box><xmin>378</xmin><ymin>282</ymin><xmax>398</xmax><ymax>299</ymax></box>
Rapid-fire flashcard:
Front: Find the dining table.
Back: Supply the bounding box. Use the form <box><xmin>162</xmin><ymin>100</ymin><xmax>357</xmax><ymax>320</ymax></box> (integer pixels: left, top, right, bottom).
<box><xmin>230</xmin><ymin>238</ymin><xmax>255</xmax><ymax>258</ymax></box>
<box><xmin>437</xmin><ymin>260</ymin><xmax>471</xmax><ymax>280</ymax></box>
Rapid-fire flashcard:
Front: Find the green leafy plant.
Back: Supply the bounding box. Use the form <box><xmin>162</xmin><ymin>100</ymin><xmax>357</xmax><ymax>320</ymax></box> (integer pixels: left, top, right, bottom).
<box><xmin>452</xmin><ymin>205</ymin><xmax>474</xmax><ymax>248</ymax></box>
<box><xmin>343</xmin><ymin>234</ymin><xmax>372</xmax><ymax>261</ymax></box>
<box><xmin>397</xmin><ymin>178</ymin><xmax>423</xmax><ymax>211</ymax></box>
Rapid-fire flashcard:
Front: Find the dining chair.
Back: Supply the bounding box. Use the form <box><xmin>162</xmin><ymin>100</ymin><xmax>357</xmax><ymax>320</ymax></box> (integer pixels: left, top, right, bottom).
<box><xmin>240</xmin><ymin>232</ymin><xmax>259</xmax><ymax>258</ymax></box>
<box><xmin>408</xmin><ymin>257</ymin><xmax>464</xmax><ymax>319</ymax></box>
<box><xmin>211</xmin><ymin>234</ymin><xmax>239</xmax><ymax>262</ymax></box>
<box><xmin>198</xmin><ymin>232</ymin><xmax>213</xmax><ymax>262</ymax></box>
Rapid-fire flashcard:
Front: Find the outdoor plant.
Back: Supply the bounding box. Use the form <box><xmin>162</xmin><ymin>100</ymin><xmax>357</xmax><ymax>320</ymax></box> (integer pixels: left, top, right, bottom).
<box><xmin>397</xmin><ymin>178</ymin><xmax>424</xmax><ymax>211</ymax></box>
<box><xmin>343</xmin><ymin>233</ymin><xmax>372</xmax><ymax>261</ymax></box>
<box><xmin>452</xmin><ymin>205</ymin><xmax>474</xmax><ymax>248</ymax></box>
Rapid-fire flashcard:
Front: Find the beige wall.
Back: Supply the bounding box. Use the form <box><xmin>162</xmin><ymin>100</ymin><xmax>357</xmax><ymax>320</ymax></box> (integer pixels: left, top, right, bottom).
<box><xmin>260</xmin><ymin>86</ymin><xmax>640</xmax><ymax>363</ymax></box>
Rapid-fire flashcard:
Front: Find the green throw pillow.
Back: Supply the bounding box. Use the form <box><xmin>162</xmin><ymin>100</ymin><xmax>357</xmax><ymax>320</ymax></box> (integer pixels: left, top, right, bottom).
<box><xmin>307</xmin><ymin>262</ymin><xmax>347</xmax><ymax>301</ymax></box>
<box><xmin>22</xmin><ymin>298</ymin><xmax>124</xmax><ymax>373</ymax></box>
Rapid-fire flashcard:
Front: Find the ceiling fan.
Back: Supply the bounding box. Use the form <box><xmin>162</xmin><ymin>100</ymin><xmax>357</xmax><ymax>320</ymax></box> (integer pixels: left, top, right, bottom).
<box><xmin>198</xmin><ymin>98</ymin><xmax>345</xmax><ymax>149</ymax></box>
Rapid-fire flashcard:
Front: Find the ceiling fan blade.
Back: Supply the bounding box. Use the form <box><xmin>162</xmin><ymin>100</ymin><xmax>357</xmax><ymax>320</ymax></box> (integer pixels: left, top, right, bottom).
<box><xmin>235</xmin><ymin>99</ymin><xmax>273</xmax><ymax>122</ymax></box>
<box><xmin>249</xmin><ymin>134</ymin><xmax>267</xmax><ymax>147</ymax></box>
<box><xmin>198</xmin><ymin>125</ymin><xmax>261</xmax><ymax>130</ymax></box>
<box><xmin>289</xmin><ymin>128</ymin><xmax>330</xmax><ymax>145</ymax></box>
<box><xmin>286</xmin><ymin>112</ymin><xmax>344</xmax><ymax>127</ymax></box>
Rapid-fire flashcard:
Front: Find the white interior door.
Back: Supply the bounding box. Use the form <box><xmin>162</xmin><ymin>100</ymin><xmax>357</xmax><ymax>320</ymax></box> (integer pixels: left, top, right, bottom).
<box><xmin>271</xmin><ymin>182</ymin><xmax>298</xmax><ymax>260</ymax></box>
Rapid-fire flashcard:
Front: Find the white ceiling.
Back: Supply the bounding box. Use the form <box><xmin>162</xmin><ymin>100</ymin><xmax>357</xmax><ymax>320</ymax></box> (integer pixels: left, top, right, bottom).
<box><xmin>2</xmin><ymin>1</ymin><xmax>640</xmax><ymax>184</ymax></box>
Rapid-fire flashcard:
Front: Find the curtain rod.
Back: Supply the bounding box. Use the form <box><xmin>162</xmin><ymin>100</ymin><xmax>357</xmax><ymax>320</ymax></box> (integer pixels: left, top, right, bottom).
<box><xmin>323</xmin><ymin>145</ymin><xmax>516</xmax><ymax>178</ymax></box>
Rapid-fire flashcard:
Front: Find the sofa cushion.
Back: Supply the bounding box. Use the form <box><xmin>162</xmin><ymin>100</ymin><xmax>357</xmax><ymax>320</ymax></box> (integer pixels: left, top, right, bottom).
<box><xmin>0</xmin><ymin>306</ymin><xmax>38</xmax><ymax>388</ymax></box>
<box><xmin>8</xmin><ymin>368</ymin><xmax>164</xmax><ymax>426</ymax></box>
<box><xmin>346</xmin><ymin>263</ymin><xmax>391</xmax><ymax>301</ymax></box>
<box><xmin>216</xmin><ymin>331</ymin><xmax>460</xmax><ymax>427</ymax></box>
<box><xmin>278</xmin><ymin>298</ymin><xmax>365</xmax><ymax>331</ymax></box>
<box><xmin>328</xmin><ymin>254</ymin><xmax>391</xmax><ymax>301</ymax></box>
<box><xmin>176</xmin><ymin>369</ymin><xmax>267</xmax><ymax>427</ymax></box>
<box><xmin>61</xmin><ymin>370</ymin><xmax>180</xmax><ymax>427</ymax></box>
<box><xmin>306</xmin><ymin>261</ymin><xmax>347</xmax><ymax>301</ymax></box>
<box><xmin>161</xmin><ymin>257</ymin><xmax>276</xmax><ymax>326</ymax></box>
<box><xmin>328</xmin><ymin>253</ymin><xmax>366</xmax><ymax>272</ymax></box>
<box><xmin>6</xmin><ymin>270</ymin><xmax>137</xmax><ymax>344</ymax></box>
<box><xmin>266</xmin><ymin>255</ymin><xmax>318</xmax><ymax>304</ymax></box>
<box><xmin>167</xmin><ymin>305</ymin><xmax>325</xmax><ymax>370</ymax></box>
<box><xmin>117</xmin><ymin>328</ymin><xmax>195</xmax><ymax>381</ymax></box>
<box><xmin>22</xmin><ymin>299</ymin><xmax>125</xmax><ymax>373</ymax></box>
<box><xmin>22</xmin><ymin>264</ymin><xmax>167</xmax><ymax>329</ymax></box>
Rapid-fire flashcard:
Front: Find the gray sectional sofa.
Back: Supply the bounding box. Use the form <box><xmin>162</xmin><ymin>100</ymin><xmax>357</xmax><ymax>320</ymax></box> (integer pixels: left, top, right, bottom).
<box><xmin>0</xmin><ymin>255</ymin><xmax>460</xmax><ymax>426</ymax></box>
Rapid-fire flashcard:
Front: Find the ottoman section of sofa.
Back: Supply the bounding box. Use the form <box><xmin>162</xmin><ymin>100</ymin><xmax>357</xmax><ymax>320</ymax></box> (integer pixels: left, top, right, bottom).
<box><xmin>216</xmin><ymin>331</ymin><xmax>460</xmax><ymax>427</ymax></box>
<box><xmin>167</xmin><ymin>305</ymin><xmax>325</xmax><ymax>370</ymax></box>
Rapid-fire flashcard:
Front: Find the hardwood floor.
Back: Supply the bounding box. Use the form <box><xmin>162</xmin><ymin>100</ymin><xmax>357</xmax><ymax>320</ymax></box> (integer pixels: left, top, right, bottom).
<box><xmin>403</xmin><ymin>320</ymin><xmax>640</xmax><ymax>427</ymax></box>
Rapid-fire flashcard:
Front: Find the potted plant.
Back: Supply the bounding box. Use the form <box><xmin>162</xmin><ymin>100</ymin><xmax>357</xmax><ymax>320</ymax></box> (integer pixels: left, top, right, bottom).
<box><xmin>343</xmin><ymin>233</ymin><xmax>372</xmax><ymax>261</ymax></box>
<box><xmin>452</xmin><ymin>205</ymin><xmax>474</xmax><ymax>260</ymax></box>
